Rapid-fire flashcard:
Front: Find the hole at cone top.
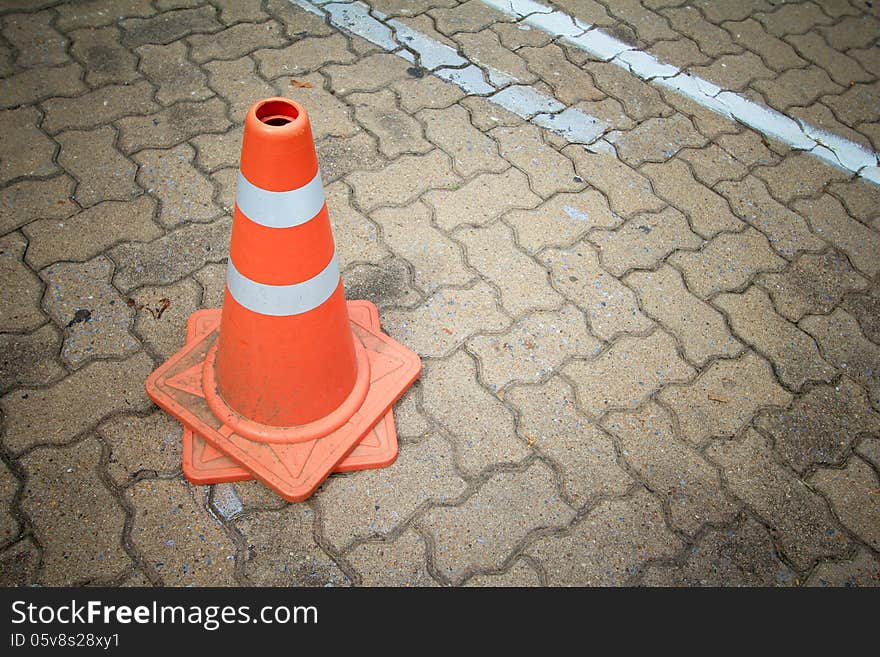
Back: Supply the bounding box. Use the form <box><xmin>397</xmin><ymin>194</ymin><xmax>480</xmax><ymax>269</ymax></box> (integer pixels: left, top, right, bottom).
<box><xmin>256</xmin><ymin>99</ymin><xmax>299</xmax><ymax>127</ymax></box>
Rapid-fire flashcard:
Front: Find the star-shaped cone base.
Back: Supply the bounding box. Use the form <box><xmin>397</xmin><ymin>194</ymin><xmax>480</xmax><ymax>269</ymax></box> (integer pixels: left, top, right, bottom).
<box><xmin>180</xmin><ymin>304</ymin><xmax>399</xmax><ymax>485</ymax></box>
<box><xmin>145</xmin><ymin>300</ymin><xmax>421</xmax><ymax>501</ymax></box>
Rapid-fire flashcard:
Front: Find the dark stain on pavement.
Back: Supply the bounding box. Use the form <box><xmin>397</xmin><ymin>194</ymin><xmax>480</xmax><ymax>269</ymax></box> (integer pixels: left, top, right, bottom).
<box><xmin>65</xmin><ymin>308</ymin><xmax>92</xmax><ymax>328</ymax></box>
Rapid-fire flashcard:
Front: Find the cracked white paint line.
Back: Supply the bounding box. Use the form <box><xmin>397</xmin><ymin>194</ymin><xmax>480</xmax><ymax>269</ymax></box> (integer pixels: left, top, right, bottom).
<box><xmin>491</xmin><ymin>85</ymin><xmax>564</xmax><ymax>117</ymax></box>
<box><xmin>389</xmin><ymin>19</ymin><xmax>467</xmax><ymax>70</ymax></box>
<box><xmin>288</xmin><ymin>0</ymin><xmax>610</xmax><ymax>145</ymax></box>
<box><xmin>481</xmin><ymin>0</ymin><xmax>880</xmax><ymax>185</ymax></box>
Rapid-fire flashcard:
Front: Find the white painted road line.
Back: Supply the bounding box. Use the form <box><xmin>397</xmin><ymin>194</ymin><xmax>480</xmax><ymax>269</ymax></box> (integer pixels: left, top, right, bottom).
<box><xmin>480</xmin><ymin>0</ymin><xmax>880</xmax><ymax>185</ymax></box>
<box><xmin>289</xmin><ymin>0</ymin><xmax>610</xmax><ymax>144</ymax></box>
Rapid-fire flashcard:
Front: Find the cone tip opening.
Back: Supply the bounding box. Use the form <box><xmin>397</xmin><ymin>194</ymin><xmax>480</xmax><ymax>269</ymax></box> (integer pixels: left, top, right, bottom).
<box><xmin>251</xmin><ymin>97</ymin><xmax>304</xmax><ymax>129</ymax></box>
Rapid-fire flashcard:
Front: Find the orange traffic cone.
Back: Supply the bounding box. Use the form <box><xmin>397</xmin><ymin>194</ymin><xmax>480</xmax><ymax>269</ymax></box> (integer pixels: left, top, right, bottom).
<box><xmin>146</xmin><ymin>98</ymin><xmax>421</xmax><ymax>501</ymax></box>
<box><xmin>180</xmin><ymin>302</ymin><xmax>399</xmax><ymax>484</ymax></box>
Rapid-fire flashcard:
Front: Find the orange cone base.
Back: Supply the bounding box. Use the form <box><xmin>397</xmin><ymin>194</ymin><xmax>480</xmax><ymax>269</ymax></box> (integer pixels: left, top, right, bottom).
<box><xmin>181</xmin><ymin>303</ymin><xmax>399</xmax><ymax>485</ymax></box>
<box><xmin>145</xmin><ymin>302</ymin><xmax>421</xmax><ymax>502</ymax></box>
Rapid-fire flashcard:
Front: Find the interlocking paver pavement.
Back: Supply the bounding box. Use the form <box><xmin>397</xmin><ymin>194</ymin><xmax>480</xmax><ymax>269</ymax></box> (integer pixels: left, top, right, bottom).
<box><xmin>1</xmin><ymin>0</ymin><xmax>879</xmax><ymax>587</ymax></box>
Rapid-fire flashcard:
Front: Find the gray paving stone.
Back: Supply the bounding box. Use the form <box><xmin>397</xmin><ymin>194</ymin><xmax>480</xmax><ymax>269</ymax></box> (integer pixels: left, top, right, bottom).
<box><xmin>41</xmin><ymin>256</ymin><xmax>139</xmax><ymax>369</ymax></box>
<box><xmin>255</xmin><ymin>33</ymin><xmax>353</xmax><ymax>80</ymax></box>
<box><xmin>801</xmin><ymin>308</ymin><xmax>880</xmax><ymax>411</ymax></box>
<box><xmin>23</xmin><ymin>196</ymin><xmax>162</xmax><ymax>270</ymax></box>
<box><xmin>504</xmin><ymin>376</ymin><xmax>632</xmax><ymax>507</ymax></box>
<box><xmin>326</xmin><ymin>181</ymin><xmax>389</xmax><ymax>270</ymax></box>
<box><xmin>795</xmin><ymin>194</ymin><xmax>880</xmax><ymax>279</ymax></box>
<box><xmin>759</xmin><ymin>250</ymin><xmax>869</xmax><ymax>322</ymax></box>
<box><xmin>669</xmin><ymin>228</ymin><xmax>786</xmax><ymax>299</ymax></box>
<box><xmin>856</xmin><ymin>437</ymin><xmax>880</xmax><ymax>471</ymax></box>
<box><xmin>317</xmin><ymin>132</ymin><xmax>387</xmax><ymax>184</ymax></box>
<box><xmin>420</xmin><ymin>461</ymin><xmax>575</xmax><ymax>584</ymax></box>
<box><xmin>381</xmin><ymin>282</ymin><xmax>509</xmax><ymax>358</ymax></box>
<box><xmin>626</xmin><ymin>265</ymin><xmax>743</xmax><ymax>366</ymax></box>
<box><xmin>527</xmin><ymin>488</ymin><xmax>682</xmax><ymax>586</ymax></box>
<box><xmin>97</xmin><ymin>411</ymin><xmax>183</xmax><ymax>486</ymax></box>
<box><xmin>494</xmin><ymin>124</ymin><xmax>584</xmax><ymax>198</ymax></box>
<box><xmin>134</xmin><ymin>144</ymin><xmax>220</xmax><ymax>227</ymax></box>
<box><xmin>468</xmin><ymin>304</ymin><xmax>601</xmax><ymax>388</ymax></box>
<box><xmin>20</xmin><ymin>438</ymin><xmax>130</xmax><ymax>585</ymax></box>
<box><xmin>128</xmin><ymin>478</ymin><xmax>237</xmax><ymax>586</ymax></box>
<box><xmin>421</xmin><ymin>351</ymin><xmax>527</xmax><ymax>476</ymax></box>
<box><xmin>540</xmin><ymin>243</ymin><xmax>654</xmax><ymax>342</ymax></box>
<box><xmin>590</xmin><ymin>207</ymin><xmax>702</xmax><ymax>277</ymax></box>
<box><xmin>604</xmin><ymin>402</ymin><xmax>739</xmax><ymax>535</ymax></box>
<box><xmin>137</xmin><ymin>40</ymin><xmax>212</xmax><ymax>105</ymax></box>
<box><xmin>130</xmin><ymin>277</ymin><xmax>201</xmax><ymax>360</ymax></box>
<box><xmin>1</xmin><ymin>352</ymin><xmax>154</xmax><ymax>453</ymax></box>
<box><xmin>425</xmin><ymin>167</ymin><xmax>540</xmax><ymax>231</ymax></box>
<box><xmin>264</xmin><ymin>0</ymin><xmax>334</xmax><ymax>39</ymax></box>
<box><xmin>806</xmin><ymin>548</ymin><xmax>880</xmax><ymax>587</ymax></box>
<box><xmin>121</xmin><ymin>6</ymin><xmax>222</xmax><ymax>47</ymax></box>
<box><xmin>717</xmin><ymin>176</ymin><xmax>826</xmax><ymax>260</ymax></box>
<box><xmin>0</xmin><ymin>176</ymin><xmax>77</xmax><ymax>235</ymax></box>
<box><xmin>658</xmin><ymin>350</ymin><xmax>791</xmax><ymax>446</ymax></box>
<box><xmin>370</xmin><ymin>200</ymin><xmax>472</xmax><ymax>293</ymax></box>
<box><xmin>109</xmin><ymin>217</ymin><xmax>231</xmax><ymax>292</ymax></box>
<box><xmin>0</xmin><ymin>106</ymin><xmax>58</xmax><ymax>184</ymax></box>
<box><xmin>756</xmin><ymin>378</ymin><xmax>880</xmax><ymax>474</ymax></box>
<box><xmin>809</xmin><ymin>457</ymin><xmax>880</xmax><ymax>551</ymax></box>
<box><xmin>608</xmin><ymin>114</ymin><xmax>707</xmax><ymax>167</ymax></box>
<box><xmin>457</xmin><ymin>222</ymin><xmax>564</xmax><ymax>317</ymax></box>
<box><xmin>204</xmin><ymin>56</ymin><xmax>277</xmax><ymax>124</ymax></box>
<box><xmin>188</xmin><ymin>20</ymin><xmax>287</xmax><ymax>63</ymax></box>
<box><xmin>0</xmin><ymin>62</ymin><xmax>86</xmax><ymax>109</ymax></box>
<box><xmin>116</xmin><ymin>97</ymin><xmax>231</xmax><ymax>154</ymax></box>
<box><xmin>347</xmin><ymin>529</ymin><xmax>438</xmax><ymax>587</ymax></box>
<box><xmin>707</xmin><ymin>429</ymin><xmax>852</xmax><ymax>571</ymax></box>
<box><xmin>504</xmin><ymin>189</ymin><xmax>622</xmax><ymax>254</ymax></box>
<box><xmin>641</xmin><ymin>516</ymin><xmax>796</xmax><ymax>586</ymax></box>
<box><xmin>343</xmin><ymin>257</ymin><xmax>422</xmax><ymax>310</ymax></box>
<box><xmin>0</xmin><ymin>324</ymin><xmax>64</xmax><ymax>395</ymax></box>
<box><xmin>348</xmin><ymin>149</ymin><xmax>459</xmax><ymax>212</ymax></box>
<box><xmin>0</xmin><ymin>232</ymin><xmax>46</xmax><ymax>332</ymax></box>
<box><xmin>350</xmin><ymin>89</ymin><xmax>431</xmax><ymax>159</ymax></box>
<box><xmin>318</xmin><ymin>433</ymin><xmax>466</xmax><ymax>552</ymax></box>
<box><xmin>70</xmin><ymin>25</ymin><xmax>139</xmax><ymax>87</ymax></box>
<box><xmin>57</xmin><ymin>126</ymin><xmax>140</xmax><ymax>207</ymax></box>
<box><xmin>42</xmin><ymin>81</ymin><xmax>159</xmax><ymax>134</ymax></box>
<box><xmin>0</xmin><ymin>538</ymin><xmax>40</xmax><ymax>587</ymax></box>
<box><xmin>420</xmin><ymin>104</ymin><xmax>507</xmax><ymax>177</ymax></box>
<box><xmin>642</xmin><ymin>158</ymin><xmax>744</xmax><ymax>238</ymax></box>
<box><xmin>565</xmin><ymin>146</ymin><xmax>666</xmax><ymax>218</ymax></box>
<box><xmin>463</xmin><ymin>558</ymin><xmax>541</xmax><ymax>586</ymax></box>
<box><xmin>563</xmin><ymin>330</ymin><xmax>695</xmax><ymax>419</ymax></box>
<box><xmin>714</xmin><ymin>286</ymin><xmax>836</xmax><ymax>390</ymax></box>
<box><xmin>55</xmin><ymin>0</ymin><xmax>155</xmax><ymax>30</ymax></box>
<box><xmin>2</xmin><ymin>10</ymin><xmax>68</xmax><ymax>69</ymax></box>
<box><xmin>235</xmin><ymin>505</ymin><xmax>348</xmax><ymax>586</ymax></box>
<box><xmin>0</xmin><ymin>460</ymin><xmax>19</xmax><ymax>547</ymax></box>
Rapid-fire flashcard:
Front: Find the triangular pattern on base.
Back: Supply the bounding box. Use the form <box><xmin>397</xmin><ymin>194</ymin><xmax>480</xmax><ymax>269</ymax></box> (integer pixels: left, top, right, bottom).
<box><xmin>146</xmin><ymin>303</ymin><xmax>420</xmax><ymax>501</ymax></box>
<box><xmin>180</xmin><ymin>304</ymin><xmax>400</xmax><ymax>484</ymax></box>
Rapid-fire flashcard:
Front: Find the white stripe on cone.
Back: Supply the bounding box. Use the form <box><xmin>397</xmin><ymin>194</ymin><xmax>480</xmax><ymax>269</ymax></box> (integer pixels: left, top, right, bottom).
<box><xmin>225</xmin><ymin>252</ymin><xmax>341</xmax><ymax>317</ymax></box>
<box><xmin>235</xmin><ymin>169</ymin><xmax>326</xmax><ymax>228</ymax></box>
